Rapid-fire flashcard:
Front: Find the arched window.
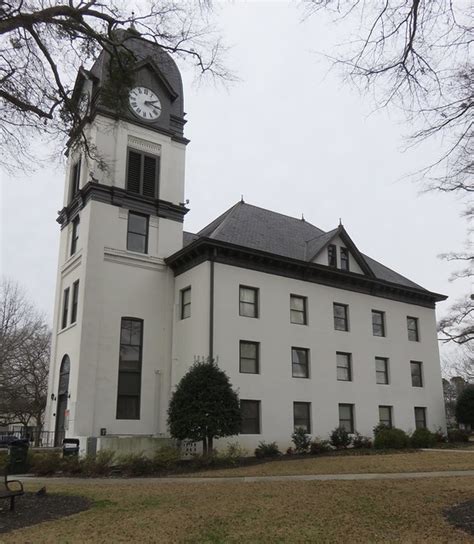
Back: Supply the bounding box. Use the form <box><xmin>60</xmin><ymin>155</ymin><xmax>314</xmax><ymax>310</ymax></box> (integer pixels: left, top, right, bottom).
<box><xmin>58</xmin><ymin>355</ymin><xmax>70</xmax><ymax>396</ymax></box>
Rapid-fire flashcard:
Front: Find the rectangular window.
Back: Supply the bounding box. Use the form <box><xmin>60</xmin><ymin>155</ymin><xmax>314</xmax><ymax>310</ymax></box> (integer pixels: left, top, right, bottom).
<box><xmin>127</xmin><ymin>212</ymin><xmax>148</xmax><ymax>254</ymax></box>
<box><xmin>290</xmin><ymin>295</ymin><xmax>307</xmax><ymax>325</ymax></box>
<box><xmin>336</xmin><ymin>352</ymin><xmax>352</xmax><ymax>381</ymax></box>
<box><xmin>240</xmin><ymin>341</ymin><xmax>259</xmax><ymax>374</ymax></box>
<box><xmin>71</xmin><ymin>280</ymin><xmax>79</xmax><ymax>324</ymax></box>
<box><xmin>372</xmin><ymin>310</ymin><xmax>385</xmax><ymax>337</ymax></box>
<box><xmin>407</xmin><ymin>316</ymin><xmax>419</xmax><ymax>342</ymax></box>
<box><xmin>339</xmin><ymin>403</ymin><xmax>354</xmax><ymax>433</ymax></box>
<box><xmin>292</xmin><ymin>347</ymin><xmax>310</xmax><ymax>378</ymax></box>
<box><xmin>116</xmin><ymin>318</ymin><xmax>143</xmax><ymax>420</ymax></box>
<box><xmin>126</xmin><ymin>149</ymin><xmax>160</xmax><ymax>198</ymax></box>
<box><xmin>69</xmin><ymin>158</ymin><xmax>81</xmax><ymax>203</ymax></box>
<box><xmin>340</xmin><ymin>247</ymin><xmax>349</xmax><ymax>271</ymax></box>
<box><xmin>333</xmin><ymin>303</ymin><xmax>349</xmax><ymax>331</ymax></box>
<box><xmin>414</xmin><ymin>407</ymin><xmax>427</xmax><ymax>430</ymax></box>
<box><xmin>240</xmin><ymin>400</ymin><xmax>260</xmax><ymax>434</ymax></box>
<box><xmin>328</xmin><ymin>244</ymin><xmax>337</xmax><ymax>267</ymax></box>
<box><xmin>375</xmin><ymin>357</ymin><xmax>389</xmax><ymax>385</ymax></box>
<box><xmin>70</xmin><ymin>216</ymin><xmax>80</xmax><ymax>256</ymax></box>
<box><xmin>180</xmin><ymin>287</ymin><xmax>191</xmax><ymax>319</ymax></box>
<box><xmin>239</xmin><ymin>285</ymin><xmax>259</xmax><ymax>318</ymax></box>
<box><xmin>61</xmin><ymin>288</ymin><xmax>70</xmax><ymax>330</ymax></box>
<box><xmin>411</xmin><ymin>361</ymin><xmax>423</xmax><ymax>387</ymax></box>
<box><xmin>379</xmin><ymin>405</ymin><xmax>393</xmax><ymax>428</ymax></box>
<box><xmin>293</xmin><ymin>402</ymin><xmax>311</xmax><ymax>432</ymax></box>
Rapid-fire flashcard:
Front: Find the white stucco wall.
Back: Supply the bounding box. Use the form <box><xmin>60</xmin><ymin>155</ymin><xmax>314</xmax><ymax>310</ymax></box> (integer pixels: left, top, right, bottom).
<box><xmin>47</xmin><ymin>113</ymin><xmax>186</xmax><ymax>445</ymax></box>
<box><xmin>172</xmin><ymin>261</ymin><xmax>446</xmax><ymax>452</ymax></box>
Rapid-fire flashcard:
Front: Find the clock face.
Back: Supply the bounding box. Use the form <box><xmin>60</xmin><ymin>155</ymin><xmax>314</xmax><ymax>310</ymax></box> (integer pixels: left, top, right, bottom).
<box><xmin>129</xmin><ymin>87</ymin><xmax>162</xmax><ymax>121</ymax></box>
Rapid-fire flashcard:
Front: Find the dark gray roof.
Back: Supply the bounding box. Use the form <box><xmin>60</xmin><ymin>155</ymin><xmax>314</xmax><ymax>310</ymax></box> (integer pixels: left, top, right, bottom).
<box><xmin>183</xmin><ymin>231</ymin><xmax>199</xmax><ymax>246</ymax></box>
<box><xmin>89</xmin><ymin>30</ymin><xmax>184</xmax><ymax>116</ymax></box>
<box><xmin>183</xmin><ymin>201</ymin><xmax>428</xmax><ymax>292</ymax></box>
<box><xmin>196</xmin><ymin>202</ymin><xmax>325</xmax><ymax>261</ymax></box>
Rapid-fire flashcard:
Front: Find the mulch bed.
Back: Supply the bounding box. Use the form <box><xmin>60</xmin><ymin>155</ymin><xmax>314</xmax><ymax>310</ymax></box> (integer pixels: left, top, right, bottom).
<box><xmin>0</xmin><ymin>491</ymin><xmax>91</xmax><ymax>534</ymax></box>
<box><xmin>444</xmin><ymin>499</ymin><xmax>474</xmax><ymax>537</ymax></box>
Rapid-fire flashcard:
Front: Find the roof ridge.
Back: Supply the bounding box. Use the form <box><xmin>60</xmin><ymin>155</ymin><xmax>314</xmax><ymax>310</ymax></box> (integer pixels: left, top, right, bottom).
<box><xmin>197</xmin><ymin>201</ymin><xmax>242</xmax><ymax>238</ymax></box>
<box><xmin>237</xmin><ymin>201</ymin><xmax>323</xmax><ymax>230</ymax></box>
<box><xmin>304</xmin><ymin>226</ymin><xmax>338</xmax><ymax>244</ymax></box>
<box><xmin>210</xmin><ymin>201</ymin><xmax>243</xmax><ymax>238</ymax></box>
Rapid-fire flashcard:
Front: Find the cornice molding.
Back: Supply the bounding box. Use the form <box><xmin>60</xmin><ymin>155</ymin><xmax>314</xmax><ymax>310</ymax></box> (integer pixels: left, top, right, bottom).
<box><xmin>166</xmin><ymin>239</ymin><xmax>447</xmax><ymax>309</ymax></box>
<box><xmin>104</xmin><ymin>247</ymin><xmax>166</xmax><ymax>271</ymax></box>
<box><xmin>89</xmin><ymin>108</ymin><xmax>190</xmax><ymax>145</ymax></box>
<box><xmin>57</xmin><ymin>182</ymin><xmax>189</xmax><ymax>228</ymax></box>
<box><xmin>61</xmin><ymin>251</ymin><xmax>82</xmax><ymax>276</ymax></box>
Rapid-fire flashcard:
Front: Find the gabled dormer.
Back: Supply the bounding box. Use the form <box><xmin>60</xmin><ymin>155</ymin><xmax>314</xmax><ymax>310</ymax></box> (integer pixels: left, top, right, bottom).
<box><xmin>307</xmin><ymin>225</ymin><xmax>375</xmax><ymax>277</ymax></box>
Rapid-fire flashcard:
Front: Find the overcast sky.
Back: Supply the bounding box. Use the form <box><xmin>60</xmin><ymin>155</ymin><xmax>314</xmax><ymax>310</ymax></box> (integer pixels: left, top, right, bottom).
<box><xmin>0</xmin><ymin>2</ymin><xmax>469</xmax><ymax>350</ymax></box>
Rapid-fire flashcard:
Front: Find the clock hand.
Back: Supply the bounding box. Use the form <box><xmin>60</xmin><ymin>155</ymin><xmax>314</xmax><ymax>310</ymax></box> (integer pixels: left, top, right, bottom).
<box><xmin>144</xmin><ymin>100</ymin><xmax>160</xmax><ymax>107</ymax></box>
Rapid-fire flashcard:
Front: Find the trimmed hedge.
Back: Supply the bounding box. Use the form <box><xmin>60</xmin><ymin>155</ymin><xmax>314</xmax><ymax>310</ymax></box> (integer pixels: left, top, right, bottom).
<box><xmin>374</xmin><ymin>427</ymin><xmax>409</xmax><ymax>450</ymax></box>
<box><xmin>410</xmin><ymin>429</ymin><xmax>436</xmax><ymax>448</ymax></box>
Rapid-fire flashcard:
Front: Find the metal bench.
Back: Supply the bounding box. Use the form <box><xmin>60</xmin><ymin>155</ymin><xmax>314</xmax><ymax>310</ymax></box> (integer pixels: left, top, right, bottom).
<box><xmin>0</xmin><ymin>470</ymin><xmax>24</xmax><ymax>511</ymax></box>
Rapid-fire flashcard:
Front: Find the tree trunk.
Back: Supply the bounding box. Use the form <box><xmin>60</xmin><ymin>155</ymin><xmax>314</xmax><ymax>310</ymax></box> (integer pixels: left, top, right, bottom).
<box><xmin>208</xmin><ymin>435</ymin><xmax>213</xmax><ymax>455</ymax></box>
<box><xmin>202</xmin><ymin>436</ymin><xmax>208</xmax><ymax>456</ymax></box>
<box><xmin>34</xmin><ymin>414</ymin><xmax>43</xmax><ymax>447</ymax></box>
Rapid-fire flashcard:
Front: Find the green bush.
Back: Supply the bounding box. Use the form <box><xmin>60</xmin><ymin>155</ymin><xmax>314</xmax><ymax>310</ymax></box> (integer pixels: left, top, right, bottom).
<box><xmin>80</xmin><ymin>450</ymin><xmax>115</xmax><ymax>476</ymax></box>
<box><xmin>373</xmin><ymin>423</ymin><xmax>390</xmax><ymax>436</ymax></box>
<box><xmin>410</xmin><ymin>428</ymin><xmax>437</xmax><ymax>448</ymax></box>
<box><xmin>330</xmin><ymin>427</ymin><xmax>352</xmax><ymax>449</ymax></box>
<box><xmin>217</xmin><ymin>442</ymin><xmax>248</xmax><ymax>466</ymax></box>
<box><xmin>29</xmin><ymin>451</ymin><xmax>61</xmax><ymax>476</ymax></box>
<box><xmin>309</xmin><ymin>439</ymin><xmax>331</xmax><ymax>455</ymax></box>
<box><xmin>254</xmin><ymin>441</ymin><xmax>281</xmax><ymax>459</ymax></box>
<box><xmin>352</xmin><ymin>432</ymin><xmax>372</xmax><ymax>449</ymax></box>
<box><xmin>153</xmin><ymin>446</ymin><xmax>181</xmax><ymax>471</ymax></box>
<box><xmin>291</xmin><ymin>428</ymin><xmax>311</xmax><ymax>454</ymax></box>
<box><xmin>61</xmin><ymin>455</ymin><xmax>82</xmax><ymax>475</ymax></box>
<box><xmin>373</xmin><ymin>427</ymin><xmax>409</xmax><ymax>450</ymax></box>
<box><xmin>168</xmin><ymin>358</ymin><xmax>241</xmax><ymax>455</ymax></box>
<box><xmin>447</xmin><ymin>428</ymin><xmax>470</xmax><ymax>443</ymax></box>
<box><xmin>117</xmin><ymin>453</ymin><xmax>154</xmax><ymax>476</ymax></box>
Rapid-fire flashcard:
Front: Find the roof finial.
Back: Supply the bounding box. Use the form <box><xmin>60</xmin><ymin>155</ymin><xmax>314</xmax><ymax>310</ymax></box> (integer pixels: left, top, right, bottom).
<box><xmin>301</xmin><ymin>213</ymin><xmax>305</xmax><ymax>222</ymax></box>
<box><xmin>339</xmin><ymin>217</ymin><xmax>343</xmax><ymax>226</ymax></box>
<box><xmin>241</xmin><ymin>194</ymin><xmax>244</xmax><ymax>203</ymax></box>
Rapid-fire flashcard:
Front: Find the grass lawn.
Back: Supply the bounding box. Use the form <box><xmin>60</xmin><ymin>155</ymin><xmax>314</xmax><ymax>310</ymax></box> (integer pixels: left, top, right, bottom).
<box><xmin>190</xmin><ymin>450</ymin><xmax>474</xmax><ymax>478</ymax></box>
<box><xmin>3</xmin><ymin>476</ymin><xmax>474</xmax><ymax>543</ymax></box>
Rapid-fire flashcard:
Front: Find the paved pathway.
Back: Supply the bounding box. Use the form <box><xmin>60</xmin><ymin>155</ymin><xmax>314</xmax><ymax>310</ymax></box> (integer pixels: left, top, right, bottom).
<box><xmin>421</xmin><ymin>448</ymin><xmax>474</xmax><ymax>453</ymax></box>
<box><xmin>17</xmin><ymin>469</ymin><xmax>474</xmax><ymax>485</ymax></box>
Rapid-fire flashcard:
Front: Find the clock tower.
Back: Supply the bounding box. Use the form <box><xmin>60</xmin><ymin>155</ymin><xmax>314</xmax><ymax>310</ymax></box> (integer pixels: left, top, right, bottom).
<box><xmin>46</xmin><ymin>31</ymin><xmax>189</xmax><ymax>449</ymax></box>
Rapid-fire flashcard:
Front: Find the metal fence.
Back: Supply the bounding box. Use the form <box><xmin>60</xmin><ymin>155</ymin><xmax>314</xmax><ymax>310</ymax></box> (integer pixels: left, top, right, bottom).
<box><xmin>0</xmin><ymin>430</ymin><xmax>64</xmax><ymax>448</ymax></box>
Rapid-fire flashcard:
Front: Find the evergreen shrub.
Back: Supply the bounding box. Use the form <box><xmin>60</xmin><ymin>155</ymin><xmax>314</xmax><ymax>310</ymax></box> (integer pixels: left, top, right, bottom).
<box><xmin>373</xmin><ymin>427</ymin><xmax>409</xmax><ymax>450</ymax></box>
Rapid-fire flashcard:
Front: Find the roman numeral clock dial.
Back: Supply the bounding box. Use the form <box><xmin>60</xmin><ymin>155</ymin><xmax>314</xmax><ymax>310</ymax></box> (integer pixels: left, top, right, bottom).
<box><xmin>128</xmin><ymin>86</ymin><xmax>162</xmax><ymax>121</ymax></box>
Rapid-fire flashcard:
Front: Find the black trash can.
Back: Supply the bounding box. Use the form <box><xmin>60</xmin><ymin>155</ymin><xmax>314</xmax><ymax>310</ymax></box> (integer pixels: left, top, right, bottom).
<box><xmin>8</xmin><ymin>439</ymin><xmax>29</xmax><ymax>474</ymax></box>
<box><xmin>62</xmin><ymin>438</ymin><xmax>80</xmax><ymax>458</ymax></box>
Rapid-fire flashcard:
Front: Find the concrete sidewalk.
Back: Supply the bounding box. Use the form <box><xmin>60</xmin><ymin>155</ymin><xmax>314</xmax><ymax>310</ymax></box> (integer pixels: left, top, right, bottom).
<box><xmin>17</xmin><ymin>469</ymin><xmax>474</xmax><ymax>485</ymax></box>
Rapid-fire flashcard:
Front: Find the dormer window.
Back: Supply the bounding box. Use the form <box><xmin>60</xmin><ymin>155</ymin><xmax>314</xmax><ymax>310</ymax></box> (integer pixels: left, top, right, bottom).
<box><xmin>126</xmin><ymin>149</ymin><xmax>160</xmax><ymax>198</ymax></box>
<box><xmin>328</xmin><ymin>244</ymin><xmax>337</xmax><ymax>267</ymax></box>
<box><xmin>340</xmin><ymin>247</ymin><xmax>349</xmax><ymax>271</ymax></box>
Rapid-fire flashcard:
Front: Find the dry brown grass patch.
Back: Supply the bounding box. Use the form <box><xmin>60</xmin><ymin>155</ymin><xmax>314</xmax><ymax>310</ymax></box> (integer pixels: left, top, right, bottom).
<box><xmin>190</xmin><ymin>450</ymin><xmax>474</xmax><ymax>478</ymax></box>
<box><xmin>1</xmin><ymin>476</ymin><xmax>474</xmax><ymax>543</ymax></box>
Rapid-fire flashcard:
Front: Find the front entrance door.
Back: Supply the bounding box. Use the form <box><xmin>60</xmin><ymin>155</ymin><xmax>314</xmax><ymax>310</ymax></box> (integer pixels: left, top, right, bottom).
<box><xmin>54</xmin><ymin>355</ymin><xmax>70</xmax><ymax>447</ymax></box>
